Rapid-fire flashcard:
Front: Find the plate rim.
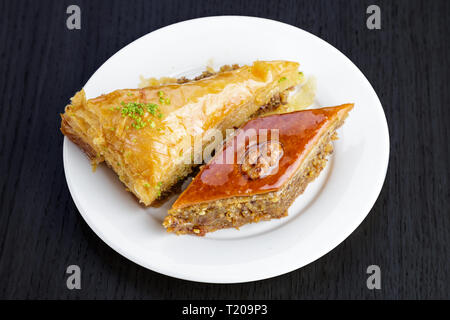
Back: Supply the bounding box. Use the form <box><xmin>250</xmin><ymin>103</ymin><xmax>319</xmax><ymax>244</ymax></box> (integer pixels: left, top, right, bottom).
<box><xmin>63</xmin><ymin>15</ymin><xmax>390</xmax><ymax>283</ymax></box>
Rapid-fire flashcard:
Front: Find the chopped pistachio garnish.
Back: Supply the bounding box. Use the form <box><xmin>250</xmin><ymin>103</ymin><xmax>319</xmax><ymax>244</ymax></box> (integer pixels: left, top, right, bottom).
<box><xmin>146</xmin><ymin>103</ymin><xmax>159</xmax><ymax>115</ymax></box>
<box><xmin>119</xmin><ymin>101</ymin><xmax>160</xmax><ymax>129</ymax></box>
<box><xmin>157</xmin><ymin>91</ymin><xmax>170</xmax><ymax>105</ymax></box>
<box><xmin>143</xmin><ymin>183</ymin><xmax>150</xmax><ymax>188</ymax></box>
<box><xmin>278</xmin><ymin>77</ymin><xmax>287</xmax><ymax>83</ymax></box>
<box><xmin>155</xmin><ymin>181</ymin><xmax>162</xmax><ymax>196</ymax></box>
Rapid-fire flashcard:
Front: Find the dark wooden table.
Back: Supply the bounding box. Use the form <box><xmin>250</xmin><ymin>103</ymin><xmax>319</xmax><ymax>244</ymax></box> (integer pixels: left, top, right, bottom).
<box><xmin>0</xmin><ymin>0</ymin><xmax>448</xmax><ymax>299</ymax></box>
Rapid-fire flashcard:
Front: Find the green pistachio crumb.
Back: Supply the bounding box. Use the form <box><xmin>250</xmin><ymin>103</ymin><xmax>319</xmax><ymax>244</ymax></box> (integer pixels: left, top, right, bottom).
<box><xmin>119</xmin><ymin>101</ymin><xmax>160</xmax><ymax>129</ymax></box>
<box><xmin>157</xmin><ymin>91</ymin><xmax>170</xmax><ymax>105</ymax></box>
<box><xmin>155</xmin><ymin>182</ymin><xmax>162</xmax><ymax>196</ymax></box>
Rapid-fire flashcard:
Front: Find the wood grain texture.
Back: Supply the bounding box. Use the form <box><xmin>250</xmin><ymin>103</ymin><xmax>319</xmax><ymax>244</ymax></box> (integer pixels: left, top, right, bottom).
<box><xmin>0</xmin><ymin>0</ymin><xmax>448</xmax><ymax>299</ymax></box>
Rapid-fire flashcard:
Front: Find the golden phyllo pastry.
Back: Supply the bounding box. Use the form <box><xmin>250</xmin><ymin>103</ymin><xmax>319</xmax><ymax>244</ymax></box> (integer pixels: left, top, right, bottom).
<box><xmin>61</xmin><ymin>61</ymin><xmax>303</xmax><ymax>205</ymax></box>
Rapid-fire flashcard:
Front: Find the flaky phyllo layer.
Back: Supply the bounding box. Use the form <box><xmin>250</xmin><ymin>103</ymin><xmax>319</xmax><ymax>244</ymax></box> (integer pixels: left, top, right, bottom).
<box><xmin>61</xmin><ymin>61</ymin><xmax>304</xmax><ymax>205</ymax></box>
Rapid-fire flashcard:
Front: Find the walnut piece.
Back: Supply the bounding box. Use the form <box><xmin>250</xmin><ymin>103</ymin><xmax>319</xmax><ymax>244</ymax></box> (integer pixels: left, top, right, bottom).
<box><xmin>240</xmin><ymin>141</ymin><xmax>283</xmax><ymax>180</ymax></box>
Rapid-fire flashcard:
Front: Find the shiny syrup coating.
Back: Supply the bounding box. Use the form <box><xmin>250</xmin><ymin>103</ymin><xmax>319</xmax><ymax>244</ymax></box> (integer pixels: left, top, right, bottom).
<box><xmin>172</xmin><ymin>104</ymin><xmax>353</xmax><ymax>209</ymax></box>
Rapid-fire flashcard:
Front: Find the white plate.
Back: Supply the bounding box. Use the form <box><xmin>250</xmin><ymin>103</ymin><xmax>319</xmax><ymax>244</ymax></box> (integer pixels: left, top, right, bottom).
<box><xmin>63</xmin><ymin>16</ymin><xmax>389</xmax><ymax>283</ymax></box>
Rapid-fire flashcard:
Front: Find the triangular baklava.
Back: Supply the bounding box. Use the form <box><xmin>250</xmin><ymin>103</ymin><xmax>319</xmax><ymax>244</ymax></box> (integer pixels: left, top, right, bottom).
<box><xmin>61</xmin><ymin>61</ymin><xmax>303</xmax><ymax>205</ymax></box>
<box><xmin>164</xmin><ymin>104</ymin><xmax>353</xmax><ymax>235</ymax></box>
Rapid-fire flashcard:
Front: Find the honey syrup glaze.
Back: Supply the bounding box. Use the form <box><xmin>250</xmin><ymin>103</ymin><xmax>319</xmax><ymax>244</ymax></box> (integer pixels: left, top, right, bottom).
<box><xmin>172</xmin><ymin>104</ymin><xmax>354</xmax><ymax>209</ymax></box>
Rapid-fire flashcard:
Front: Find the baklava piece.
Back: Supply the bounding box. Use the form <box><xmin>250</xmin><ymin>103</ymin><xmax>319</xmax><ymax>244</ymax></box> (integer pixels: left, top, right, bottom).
<box><xmin>164</xmin><ymin>104</ymin><xmax>354</xmax><ymax>235</ymax></box>
<box><xmin>61</xmin><ymin>61</ymin><xmax>303</xmax><ymax>205</ymax></box>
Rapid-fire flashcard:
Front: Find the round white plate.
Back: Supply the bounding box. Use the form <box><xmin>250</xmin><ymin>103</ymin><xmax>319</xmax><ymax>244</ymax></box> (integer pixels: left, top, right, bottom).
<box><xmin>63</xmin><ymin>16</ymin><xmax>389</xmax><ymax>283</ymax></box>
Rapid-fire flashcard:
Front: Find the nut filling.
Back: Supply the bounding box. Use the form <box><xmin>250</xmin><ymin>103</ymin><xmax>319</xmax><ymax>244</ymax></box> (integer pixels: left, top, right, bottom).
<box><xmin>240</xmin><ymin>141</ymin><xmax>284</xmax><ymax>180</ymax></box>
